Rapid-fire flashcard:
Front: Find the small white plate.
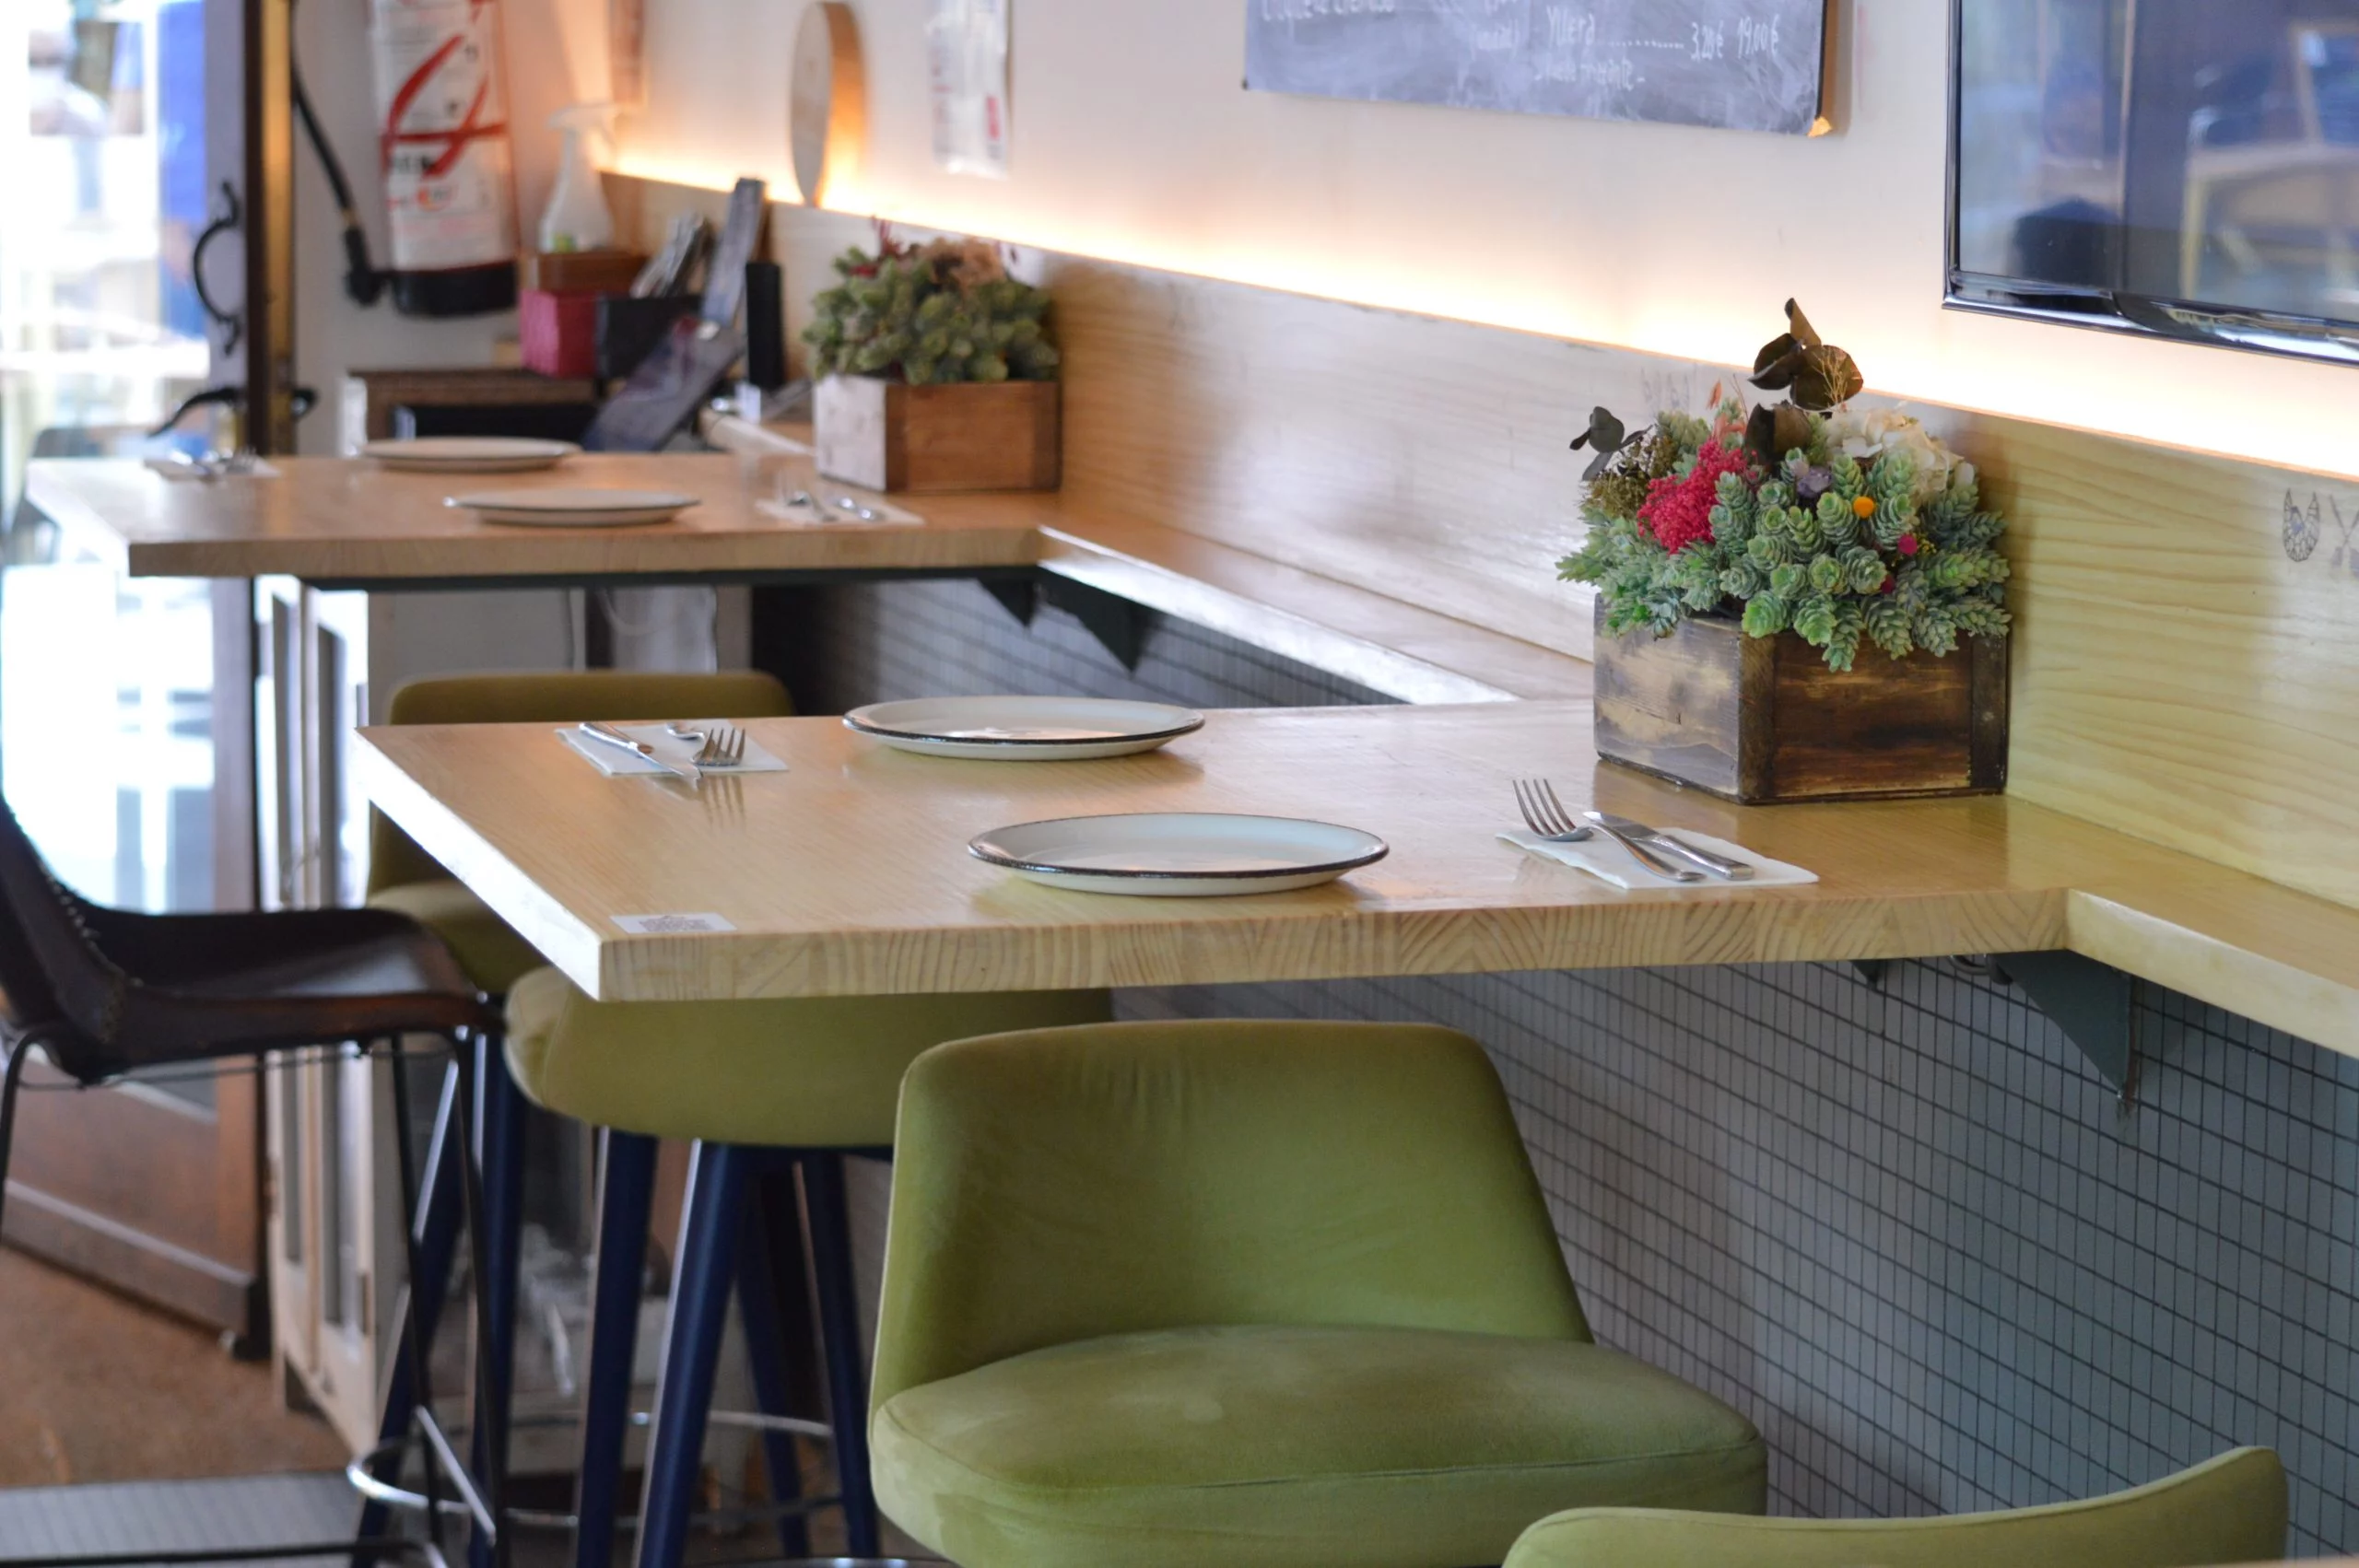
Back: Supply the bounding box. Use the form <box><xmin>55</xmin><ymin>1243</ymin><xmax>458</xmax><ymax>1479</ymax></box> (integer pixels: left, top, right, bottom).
<box><xmin>447</xmin><ymin>488</ymin><xmax>700</xmax><ymax>527</ymax></box>
<box><xmin>363</xmin><ymin>437</ymin><xmax>579</xmax><ymax>473</ymax></box>
<box><xmin>969</xmin><ymin>813</ymin><xmax>1388</xmax><ymax>896</ymax></box>
<box><xmin>846</xmin><ymin>696</ymin><xmax>1205</xmax><ymax>761</ymax></box>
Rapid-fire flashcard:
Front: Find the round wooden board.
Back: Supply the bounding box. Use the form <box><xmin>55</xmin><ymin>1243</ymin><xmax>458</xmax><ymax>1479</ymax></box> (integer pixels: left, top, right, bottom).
<box><xmin>792</xmin><ymin>2</ymin><xmax>864</xmax><ymax>205</ymax></box>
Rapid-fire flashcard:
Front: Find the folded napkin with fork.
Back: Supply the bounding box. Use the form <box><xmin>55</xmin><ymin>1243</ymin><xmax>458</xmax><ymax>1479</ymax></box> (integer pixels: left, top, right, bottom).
<box><xmin>757</xmin><ymin>490</ymin><xmax>926</xmax><ymax>527</ymax></box>
<box><xmin>558</xmin><ymin>722</ymin><xmax>789</xmax><ymax>776</ymax></box>
<box><xmin>1498</xmin><ymin>828</ymin><xmax>1817</xmax><ymax>891</ymax></box>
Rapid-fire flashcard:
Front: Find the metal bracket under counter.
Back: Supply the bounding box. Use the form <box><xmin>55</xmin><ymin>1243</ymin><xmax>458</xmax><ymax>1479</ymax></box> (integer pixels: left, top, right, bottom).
<box><xmin>983</xmin><ymin>573</ymin><xmax>1149</xmax><ymax>672</ymax></box>
<box><xmin>1854</xmin><ymin>953</ymin><xmax>2140</xmax><ymax>1106</ymax></box>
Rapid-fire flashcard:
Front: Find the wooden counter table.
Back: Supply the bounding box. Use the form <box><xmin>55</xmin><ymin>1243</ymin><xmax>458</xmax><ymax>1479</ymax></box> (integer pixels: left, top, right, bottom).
<box><xmin>23</xmin><ymin>451</ymin><xmax>1048</xmax><ymax>589</ymax></box>
<box><xmin>357</xmin><ymin>700</ymin><xmax>2359</xmax><ymax>1056</ymax></box>
<box><xmin>23</xmin><ymin>450</ymin><xmax>1592</xmax><ymax>704</ymax></box>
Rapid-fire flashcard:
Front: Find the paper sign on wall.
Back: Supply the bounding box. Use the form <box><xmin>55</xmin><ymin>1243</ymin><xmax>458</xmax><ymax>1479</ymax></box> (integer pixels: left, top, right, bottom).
<box><xmin>927</xmin><ymin>0</ymin><xmax>1009</xmax><ymax>178</ymax></box>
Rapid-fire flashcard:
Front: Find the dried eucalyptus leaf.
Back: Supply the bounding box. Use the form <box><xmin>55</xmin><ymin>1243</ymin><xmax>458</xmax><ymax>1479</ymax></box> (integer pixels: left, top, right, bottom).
<box><xmin>1790</xmin><ymin>345</ymin><xmax>1864</xmax><ymax>411</ymax></box>
<box><xmin>1752</xmin><ymin>332</ymin><xmax>1801</xmax><ymax>377</ymax></box>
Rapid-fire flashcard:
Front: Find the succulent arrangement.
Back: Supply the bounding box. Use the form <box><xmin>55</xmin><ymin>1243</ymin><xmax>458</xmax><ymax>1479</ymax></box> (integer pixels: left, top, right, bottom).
<box><xmin>803</xmin><ymin>233</ymin><xmax>1060</xmax><ymax>386</ymax></box>
<box><xmin>1558</xmin><ymin>301</ymin><xmax>2011</xmax><ymax>672</ymax></box>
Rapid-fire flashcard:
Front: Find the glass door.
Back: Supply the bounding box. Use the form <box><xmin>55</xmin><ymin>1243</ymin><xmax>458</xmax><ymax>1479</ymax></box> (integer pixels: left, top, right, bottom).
<box><xmin>0</xmin><ymin>0</ymin><xmax>276</xmax><ymax>1347</ymax></box>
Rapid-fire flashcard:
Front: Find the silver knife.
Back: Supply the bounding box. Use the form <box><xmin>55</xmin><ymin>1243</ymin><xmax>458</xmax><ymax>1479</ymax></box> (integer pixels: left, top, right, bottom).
<box><xmin>1585</xmin><ymin>813</ymin><xmax>1754</xmax><ymax>881</ymax></box>
<box><xmin>579</xmin><ymin>720</ymin><xmax>702</xmax><ymax>785</ymax></box>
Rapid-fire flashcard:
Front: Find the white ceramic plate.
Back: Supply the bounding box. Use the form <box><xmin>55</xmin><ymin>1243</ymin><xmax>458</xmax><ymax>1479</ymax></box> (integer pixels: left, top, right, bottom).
<box><xmin>363</xmin><ymin>437</ymin><xmax>580</xmax><ymax>473</ymax></box>
<box><xmin>446</xmin><ymin>488</ymin><xmax>700</xmax><ymax>528</ymax></box>
<box><xmin>969</xmin><ymin>812</ymin><xmax>1388</xmax><ymax>896</ymax></box>
<box><xmin>845</xmin><ymin>696</ymin><xmax>1205</xmax><ymax>760</ymax></box>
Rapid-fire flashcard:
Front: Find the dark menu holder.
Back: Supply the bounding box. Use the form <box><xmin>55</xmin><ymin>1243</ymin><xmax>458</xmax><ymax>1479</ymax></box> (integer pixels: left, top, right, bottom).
<box><xmin>583</xmin><ymin>317</ymin><xmax>745</xmax><ymax>452</ymax></box>
<box><xmin>700</xmin><ymin>178</ymin><xmax>769</xmax><ymax>330</ymax></box>
<box><xmin>597</xmin><ymin>294</ymin><xmax>704</xmax><ymax>380</ymax></box>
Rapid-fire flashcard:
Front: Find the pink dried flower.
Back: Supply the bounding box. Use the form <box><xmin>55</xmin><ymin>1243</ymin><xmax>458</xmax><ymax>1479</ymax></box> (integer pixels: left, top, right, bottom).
<box><xmin>1637</xmin><ymin>441</ymin><xmax>1754</xmax><ymax>554</ymax></box>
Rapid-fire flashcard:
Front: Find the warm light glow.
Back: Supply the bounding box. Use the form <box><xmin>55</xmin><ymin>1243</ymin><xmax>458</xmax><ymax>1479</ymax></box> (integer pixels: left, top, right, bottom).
<box><xmin>605</xmin><ymin>151</ymin><xmax>2359</xmax><ymax>484</ymax></box>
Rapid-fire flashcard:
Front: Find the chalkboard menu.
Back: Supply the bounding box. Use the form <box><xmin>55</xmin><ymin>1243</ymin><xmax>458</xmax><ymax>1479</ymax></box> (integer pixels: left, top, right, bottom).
<box><xmin>1245</xmin><ymin>0</ymin><xmax>1834</xmax><ymax>137</ymax></box>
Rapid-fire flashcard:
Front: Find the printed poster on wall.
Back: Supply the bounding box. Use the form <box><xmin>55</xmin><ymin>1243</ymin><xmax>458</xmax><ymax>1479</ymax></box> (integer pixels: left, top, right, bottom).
<box><xmin>928</xmin><ymin>0</ymin><xmax>1010</xmax><ymax>177</ymax></box>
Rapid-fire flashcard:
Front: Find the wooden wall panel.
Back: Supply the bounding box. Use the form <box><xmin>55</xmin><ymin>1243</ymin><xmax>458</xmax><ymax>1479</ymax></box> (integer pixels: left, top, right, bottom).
<box><xmin>1948</xmin><ymin>422</ymin><xmax>2359</xmax><ymax>911</ymax></box>
<box><xmin>609</xmin><ymin>175</ymin><xmax>2359</xmax><ymax>911</ymax></box>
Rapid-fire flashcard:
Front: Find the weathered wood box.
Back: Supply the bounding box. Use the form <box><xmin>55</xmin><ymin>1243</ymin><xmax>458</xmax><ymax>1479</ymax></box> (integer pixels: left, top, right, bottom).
<box><xmin>1591</xmin><ymin>605</ymin><xmax>2009</xmax><ymax>803</ymax></box>
<box><xmin>814</xmin><ymin>375</ymin><xmax>1061</xmax><ymax>494</ymax></box>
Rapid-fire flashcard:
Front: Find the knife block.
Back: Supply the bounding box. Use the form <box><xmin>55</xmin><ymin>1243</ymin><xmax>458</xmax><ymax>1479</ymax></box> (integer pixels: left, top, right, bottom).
<box><xmin>1591</xmin><ymin>606</ymin><xmax>2009</xmax><ymax>804</ymax></box>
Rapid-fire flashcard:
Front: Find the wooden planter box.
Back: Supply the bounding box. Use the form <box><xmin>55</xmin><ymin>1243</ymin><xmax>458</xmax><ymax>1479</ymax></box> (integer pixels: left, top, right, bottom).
<box><xmin>814</xmin><ymin>375</ymin><xmax>1061</xmax><ymax>493</ymax></box>
<box><xmin>1591</xmin><ymin>605</ymin><xmax>2009</xmax><ymax>803</ymax></box>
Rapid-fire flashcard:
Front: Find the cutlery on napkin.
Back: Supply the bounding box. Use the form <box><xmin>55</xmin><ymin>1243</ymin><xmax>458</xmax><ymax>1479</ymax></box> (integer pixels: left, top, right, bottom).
<box><xmin>757</xmin><ymin>489</ymin><xmax>926</xmax><ymax>527</ymax></box>
<box><xmin>1499</xmin><ymin>827</ymin><xmax>1817</xmax><ymax>890</ymax></box>
<box><xmin>559</xmin><ymin>722</ymin><xmax>790</xmax><ymax>777</ymax></box>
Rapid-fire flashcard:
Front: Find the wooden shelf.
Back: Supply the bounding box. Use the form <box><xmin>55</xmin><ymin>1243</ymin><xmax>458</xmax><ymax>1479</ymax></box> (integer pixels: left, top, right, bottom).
<box><xmin>357</xmin><ymin>702</ymin><xmax>2359</xmax><ymax>1056</ymax></box>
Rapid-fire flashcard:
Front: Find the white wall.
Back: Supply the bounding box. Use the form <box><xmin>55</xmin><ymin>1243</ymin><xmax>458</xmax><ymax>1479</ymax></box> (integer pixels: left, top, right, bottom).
<box><xmin>291</xmin><ymin>0</ymin><xmax>608</xmax><ymax>453</ymax></box>
<box><xmin>613</xmin><ymin>0</ymin><xmax>2359</xmax><ymax>479</ymax></box>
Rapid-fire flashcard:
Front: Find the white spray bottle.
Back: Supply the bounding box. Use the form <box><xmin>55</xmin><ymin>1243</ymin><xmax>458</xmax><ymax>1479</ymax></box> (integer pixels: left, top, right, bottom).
<box><xmin>539</xmin><ymin>101</ymin><xmax>617</xmax><ymax>252</ymax></box>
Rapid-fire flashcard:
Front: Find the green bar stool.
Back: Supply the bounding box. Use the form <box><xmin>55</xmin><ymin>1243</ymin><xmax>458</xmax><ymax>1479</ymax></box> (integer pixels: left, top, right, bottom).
<box><xmin>868</xmin><ymin>1018</ymin><xmax>1770</xmax><ymax>1568</ymax></box>
<box><xmin>1500</xmin><ymin>1446</ymin><xmax>2286</xmax><ymax>1568</ymax></box>
<box><xmin>356</xmin><ymin>669</ymin><xmax>796</xmax><ymax>1563</ymax></box>
<box><xmin>501</xmin><ymin>967</ymin><xmax>1113</xmax><ymax>1568</ymax></box>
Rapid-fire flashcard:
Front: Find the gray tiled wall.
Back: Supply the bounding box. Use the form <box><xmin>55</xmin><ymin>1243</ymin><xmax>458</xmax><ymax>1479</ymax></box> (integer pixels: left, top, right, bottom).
<box><xmin>788</xmin><ymin>578</ymin><xmax>2359</xmax><ymax>1555</ymax></box>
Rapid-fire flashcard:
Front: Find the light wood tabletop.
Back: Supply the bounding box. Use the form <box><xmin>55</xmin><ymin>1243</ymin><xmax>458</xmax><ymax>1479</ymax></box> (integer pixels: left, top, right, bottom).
<box><xmin>357</xmin><ymin>701</ymin><xmax>2359</xmax><ymax>1054</ymax></box>
<box><xmin>24</xmin><ymin>451</ymin><xmax>1048</xmax><ymax>585</ymax></box>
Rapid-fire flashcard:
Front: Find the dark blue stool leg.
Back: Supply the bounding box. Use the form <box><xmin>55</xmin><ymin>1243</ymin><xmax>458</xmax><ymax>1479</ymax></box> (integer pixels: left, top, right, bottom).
<box><xmin>736</xmin><ymin>1165</ymin><xmax>812</xmax><ymax>1560</ymax></box>
<box><xmin>573</xmin><ymin>1130</ymin><xmax>658</xmax><ymax>1568</ymax></box>
<box><xmin>468</xmin><ymin>1034</ymin><xmax>528</xmax><ymax>1568</ymax></box>
<box><xmin>801</xmin><ymin>1152</ymin><xmax>881</xmax><ymax>1556</ymax></box>
<box><xmin>356</xmin><ymin>1056</ymin><xmax>464</xmax><ymax>1562</ymax></box>
<box><xmin>632</xmin><ymin>1142</ymin><xmax>750</xmax><ymax>1568</ymax></box>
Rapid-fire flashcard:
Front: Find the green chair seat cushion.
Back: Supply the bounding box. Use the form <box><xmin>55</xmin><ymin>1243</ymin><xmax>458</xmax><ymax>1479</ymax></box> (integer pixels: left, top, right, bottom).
<box><xmin>503</xmin><ymin>966</ymin><xmax>1111</xmax><ymax>1147</ymax></box>
<box><xmin>1500</xmin><ymin>1445</ymin><xmax>2284</xmax><ymax>1568</ymax></box>
<box><xmin>873</xmin><ymin>1322</ymin><xmax>1766</xmax><ymax>1568</ymax></box>
<box><xmin>368</xmin><ymin>877</ymin><xmax>546</xmax><ymax>996</ymax></box>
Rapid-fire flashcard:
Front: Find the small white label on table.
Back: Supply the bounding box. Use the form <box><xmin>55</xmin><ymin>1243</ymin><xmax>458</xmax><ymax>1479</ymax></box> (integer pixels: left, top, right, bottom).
<box><xmin>613</xmin><ymin>912</ymin><xmax>738</xmax><ymax>934</ymax></box>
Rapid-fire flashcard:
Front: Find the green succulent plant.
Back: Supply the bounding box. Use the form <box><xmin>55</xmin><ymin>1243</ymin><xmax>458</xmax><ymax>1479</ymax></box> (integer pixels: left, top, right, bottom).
<box><xmin>802</xmin><ymin>236</ymin><xmax>1060</xmax><ymax>386</ymax></box>
<box><xmin>1557</xmin><ymin>399</ymin><xmax>2011</xmax><ymax>672</ymax></box>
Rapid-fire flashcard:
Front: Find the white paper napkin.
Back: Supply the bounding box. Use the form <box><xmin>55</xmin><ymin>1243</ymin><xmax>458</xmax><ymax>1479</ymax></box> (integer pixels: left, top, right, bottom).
<box><xmin>757</xmin><ymin>489</ymin><xmax>926</xmax><ymax>527</ymax></box>
<box><xmin>143</xmin><ymin>455</ymin><xmax>280</xmax><ymax>481</ymax></box>
<box><xmin>558</xmin><ymin>722</ymin><xmax>789</xmax><ymax>776</ymax></box>
<box><xmin>1498</xmin><ymin>828</ymin><xmax>1817</xmax><ymax>890</ymax></box>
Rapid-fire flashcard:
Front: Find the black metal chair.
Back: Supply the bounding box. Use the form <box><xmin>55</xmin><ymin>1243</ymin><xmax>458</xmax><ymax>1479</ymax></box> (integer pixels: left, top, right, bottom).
<box><xmin>0</xmin><ymin>791</ymin><xmax>506</xmax><ymax>1568</ymax></box>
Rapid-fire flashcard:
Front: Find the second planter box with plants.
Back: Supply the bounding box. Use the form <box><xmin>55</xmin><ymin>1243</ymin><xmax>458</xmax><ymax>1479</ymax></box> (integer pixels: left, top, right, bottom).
<box><xmin>804</xmin><ymin>234</ymin><xmax>1061</xmax><ymax>494</ymax></box>
<box><xmin>1558</xmin><ymin>302</ymin><xmax>2013</xmax><ymax>804</ymax></box>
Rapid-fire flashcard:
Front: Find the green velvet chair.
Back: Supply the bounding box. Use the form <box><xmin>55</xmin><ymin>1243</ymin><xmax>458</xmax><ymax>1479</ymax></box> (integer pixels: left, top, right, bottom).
<box><xmin>366</xmin><ymin>669</ymin><xmax>797</xmax><ymax>994</ymax></box>
<box><xmin>1500</xmin><ymin>1446</ymin><xmax>2286</xmax><ymax>1568</ymax></box>
<box><xmin>503</xmin><ymin>968</ymin><xmax>1113</xmax><ymax>1568</ymax></box>
<box><xmin>868</xmin><ymin>1018</ymin><xmax>1769</xmax><ymax>1568</ymax></box>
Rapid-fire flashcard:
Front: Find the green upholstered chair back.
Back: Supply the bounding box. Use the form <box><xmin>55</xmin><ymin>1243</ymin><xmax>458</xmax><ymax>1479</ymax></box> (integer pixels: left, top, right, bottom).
<box><xmin>870</xmin><ymin>1018</ymin><xmax>1591</xmax><ymax>1413</ymax></box>
<box><xmin>367</xmin><ymin>670</ymin><xmax>793</xmax><ymax>895</ymax></box>
<box><xmin>1500</xmin><ymin>1446</ymin><xmax>2286</xmax><ymax>1568</ymax></box>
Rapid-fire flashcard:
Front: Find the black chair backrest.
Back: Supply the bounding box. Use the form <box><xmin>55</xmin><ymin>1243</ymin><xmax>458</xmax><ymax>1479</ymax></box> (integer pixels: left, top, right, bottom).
<box><xmin>0</xmin><ymin>794</ymin><xmax>131</xmax><ymax>1082</ymax></box>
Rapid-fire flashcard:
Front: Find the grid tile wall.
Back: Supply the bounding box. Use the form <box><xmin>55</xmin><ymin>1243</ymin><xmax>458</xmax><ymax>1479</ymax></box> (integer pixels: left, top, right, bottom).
<box><xmin>792</xmin><ymin>578</ymin><xmax>2359</xmax><ymax>1555</ymax></box>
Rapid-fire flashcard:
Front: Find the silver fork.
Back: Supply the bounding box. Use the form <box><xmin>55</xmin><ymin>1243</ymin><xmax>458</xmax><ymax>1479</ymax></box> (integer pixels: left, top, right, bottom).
<box><xmin>1512</xmin><ymin>778</ymin><xmax>1592</xmax><ymax>843</ymax></box>
<box><xmin>1514</xmin><ymin>778</ymin><xmax>1702</xmax><ymax>883</ymax></box>
<box><xmin>691</xmin><ymin>721</ymin><xmax>745</xmax><ymax>770</ymax></box>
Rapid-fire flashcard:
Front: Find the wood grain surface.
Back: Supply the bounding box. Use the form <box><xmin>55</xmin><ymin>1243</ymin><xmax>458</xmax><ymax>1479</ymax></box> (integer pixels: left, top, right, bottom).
<box><xmin>25</xmin><ymin>451</ymin><xmax>1046</xmax><ymax>583</ymax></box>
<box><xmin>357</xmin><ymin>702</ymin><xmax>2359</xmax><ymax>1054</ymax></box>
<box><xmin>615</xmin><ymin>176</ymin><xmax>2359</xmax><ymax>911</ymax></box>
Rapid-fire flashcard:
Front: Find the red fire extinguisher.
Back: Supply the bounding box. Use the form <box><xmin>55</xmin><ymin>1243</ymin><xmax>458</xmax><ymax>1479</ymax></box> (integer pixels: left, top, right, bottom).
<box><xmin>366</xmin><ymin>0</ymin><xmax>520</xmax><ymax>316</ymax></box>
